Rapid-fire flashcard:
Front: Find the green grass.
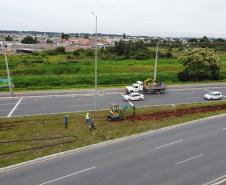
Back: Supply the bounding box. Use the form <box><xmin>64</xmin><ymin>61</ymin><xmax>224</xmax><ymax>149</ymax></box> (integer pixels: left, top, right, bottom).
<box><xmin>0</xmin><ymin>52</ymin><xmax>226</xmax><ymax>90</ymax></box>
<box><xmin>1</xmin><ymin>101</ymin><xmax>226</xmax><ymax>168</ymax></box>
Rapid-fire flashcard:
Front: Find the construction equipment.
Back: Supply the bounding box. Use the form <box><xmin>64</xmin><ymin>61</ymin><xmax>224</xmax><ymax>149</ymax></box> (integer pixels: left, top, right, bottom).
<box><xmin>107</xmin><ymin>102</ymin><xmax>135</xmax><ymax>121</ymax></box>
<box><xmin>143</xmin><ymin>78</ymin><xmax>166</xmax><ymax>94</ymax></box>
<box><xmin>125</xmin><ymin>78</ymin><xmax>166</xmax><ymax>94</ymax></box>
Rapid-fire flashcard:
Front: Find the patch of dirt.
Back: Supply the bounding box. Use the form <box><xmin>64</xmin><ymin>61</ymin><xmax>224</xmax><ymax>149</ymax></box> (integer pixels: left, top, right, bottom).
<box><xmin>126</xmin><ymin>104</ymin><xmax>226</xmax><ymax>121</ymax></box>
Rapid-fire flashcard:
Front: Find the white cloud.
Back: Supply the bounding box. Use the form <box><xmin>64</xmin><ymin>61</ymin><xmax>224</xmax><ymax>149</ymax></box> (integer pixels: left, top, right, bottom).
<box><xmin>0</xmin><ymin>0</ymin><xmax>226</xmax><ymax>37</ymax></box>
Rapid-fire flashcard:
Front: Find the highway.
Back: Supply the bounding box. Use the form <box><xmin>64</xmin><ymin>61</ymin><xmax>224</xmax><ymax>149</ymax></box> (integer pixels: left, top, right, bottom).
<box><xmin>1</xmin><ymin>84</ymin><xmax>226</xmax><ymax>117</ymax></box>
<box><xmin>0</xmin><ymin>113</ymin><xmax>226</xmax><ymax>185</ymax></box>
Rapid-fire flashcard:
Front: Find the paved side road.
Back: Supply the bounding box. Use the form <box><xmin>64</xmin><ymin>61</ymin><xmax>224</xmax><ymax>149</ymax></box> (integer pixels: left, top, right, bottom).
<box><xmin>0</xmin><ymin>114</ymin><xmax>226</xmax><ymax>185</ymax></box>
<box><xmin>1</xmin><ymin>82</ymin><xmax>226</xmax><ymax>98</ymax></box>
<box><xmin>1</xmin><ymin>84</ymin><xmax>226</xmax><ymax>117</ymax></box>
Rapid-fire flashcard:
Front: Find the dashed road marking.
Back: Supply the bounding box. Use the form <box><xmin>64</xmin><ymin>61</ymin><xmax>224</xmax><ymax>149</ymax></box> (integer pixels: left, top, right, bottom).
<box><xmin>154</xmin><ymin>140</ymin><xmax>183</xmax><ymax>150</ymax></box>
<box><xmin>175</xmin><ymin>154</ymin><xmax>204</xmax><ymax>165</ymax></box>
<box><xmin>39</xmin><ymin>166</ymin><xmax>96</xmax><ymax>185</ymax></box>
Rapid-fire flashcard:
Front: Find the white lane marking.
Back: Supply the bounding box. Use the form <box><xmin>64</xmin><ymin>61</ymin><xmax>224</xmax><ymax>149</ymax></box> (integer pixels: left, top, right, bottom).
<box><xmin>68</xmin><ymin>104</ymin><xmax>93</xmax><ymax>108</ymax></box>
<box><xmin>175</xmin><ymin>154</ymin><xmax>204</xmax><ymax>165</ymax></box>
<box><xmin>0</xmin><ymin>109</ymin><xmax>12</xmax><ymax>112</ymax></box>
<box><xmin>181</xmin><ymin>92</ymin><xmax>194</xmax><ymax>95</ymax></box>
<box><xmin>210</xmin><ymin>179</ymin><xmax>226</xmax><ymax>185</ymax></box>
<box><xmin>189</xmin><ymin>96</ymin><xmax>202</xmax><ymax>99</ymax></box>
<box><xmin>0</xmin><ymin>92</ymin><xmax>121</xmax><ymax>100</ymax></box>
<box><xmin>39</xmin><ymin>166</ymin><xmax>96</xmax><ymax>185</ymax></box>
<box><xmin>0</xmin><ymin>103</ymin><xmax>19</xmax><ymax>106</ymax></box>
<box><xmin>222</xmin><ymin>128</ymin><xmax>226</xmax><ymax>130</ymax></box>
<box><xmin>26</xmin><ymin>94</ymin><xmax>91</xmax><ymax>99</ymax></box>
<box><xmin>169</xmin><ymin>86</ymin><xmax>226</xmax><ymax>92</ymax></box>
<box><xmin>154</xmin><ymin>140</ymin><xmax>183</xmax><ymax>150</ymax></box>
<box><xmin>7</xmin><ymin>98</ymin><xmax>23</xmax><ymax>118</ymax></box>
<box><xmin>203</xmin><ymin>174</ymin><xmax>226</xmax><ymax>185</ymax></box>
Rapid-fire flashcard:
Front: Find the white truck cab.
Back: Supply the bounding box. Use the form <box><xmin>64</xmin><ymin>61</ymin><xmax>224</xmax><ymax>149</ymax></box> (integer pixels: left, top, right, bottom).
<box><xmin>126</xmin><ymin>81</ymin><xmax>143</xmax><ymax>93</ymax></box>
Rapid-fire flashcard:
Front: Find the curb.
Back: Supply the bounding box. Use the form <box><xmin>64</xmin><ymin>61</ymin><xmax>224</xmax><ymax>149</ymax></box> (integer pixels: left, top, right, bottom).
<box><xmin>1</xmin><ymin>112</ymin><xmax>226</xmax><ymax>174</ymax></box>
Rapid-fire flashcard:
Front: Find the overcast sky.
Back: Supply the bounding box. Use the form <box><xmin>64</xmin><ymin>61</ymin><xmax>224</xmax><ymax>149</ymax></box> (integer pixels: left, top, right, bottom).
<box><xmin>1</xmin><ymin>0</ymin><xmax>226</xmax><ymax>37</ymax></box>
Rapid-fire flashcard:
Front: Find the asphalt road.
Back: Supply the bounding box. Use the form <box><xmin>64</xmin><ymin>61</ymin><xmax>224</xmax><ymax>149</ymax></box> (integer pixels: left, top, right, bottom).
<box><xmin>0</xmin><ymin>113</ymin><xmax>226</xmax><ymax>185</ymax></box>
<box><xmin>1</xmin><ymin>84</ymin><xmax>226</xmax><ymax>117</ymax></box>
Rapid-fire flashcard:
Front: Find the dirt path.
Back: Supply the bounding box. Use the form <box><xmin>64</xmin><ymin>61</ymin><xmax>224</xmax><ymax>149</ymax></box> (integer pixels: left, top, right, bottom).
<box><xmin>127</xmin><ymin>104</ymin><xmax>226</xmax><ymax>121</ymax></box>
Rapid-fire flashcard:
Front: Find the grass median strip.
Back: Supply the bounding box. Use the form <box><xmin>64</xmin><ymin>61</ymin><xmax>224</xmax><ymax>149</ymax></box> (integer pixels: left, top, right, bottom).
<box><xmin>1</xmin><ymin>101</ymin><xmax>226</xmax><ymax>168</ymax></box>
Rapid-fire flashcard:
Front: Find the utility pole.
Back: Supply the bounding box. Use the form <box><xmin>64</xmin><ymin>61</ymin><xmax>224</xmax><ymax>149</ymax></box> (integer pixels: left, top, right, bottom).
<box><xmin>92</xmin><ymin>12</ymin><xmax>98</xmax><ymax>114</ymax></box>
<box><xmin>154</xmin><ymin>39</ymin><xmax>159</xmax><ymax>81</ymax></box>
<box><xmin>2</xmin><ymin>41</ymin><xmax>13</xmax><ymax>97</ymax></box>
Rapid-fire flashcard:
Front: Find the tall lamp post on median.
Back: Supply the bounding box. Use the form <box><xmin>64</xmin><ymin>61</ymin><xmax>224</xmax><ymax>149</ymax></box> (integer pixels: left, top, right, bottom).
<box><xmin>92</xmin><ymin>12</ymin><xmax>98</xmax><ymax>114</ymax></box>
<box><xmin>153</xmin><ymin>38</ymin><xmax>159</xmax><ymax>81</ymax></box>
<box><xmin>2</xmin><ymin>41</ymin><xmax>13</xmax><ymax>97</ymax></box>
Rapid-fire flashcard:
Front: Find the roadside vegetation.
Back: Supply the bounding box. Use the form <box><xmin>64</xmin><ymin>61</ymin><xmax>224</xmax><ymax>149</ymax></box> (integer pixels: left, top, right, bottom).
<box><xmin>1</xmin><ymin>101</ymin><xmax>226</xmax><ymax>167</ymax></box>
<box><xmin>0</xmin><ymin>37</ymin><xmax>226</xmax><ymax>90</ymax></box>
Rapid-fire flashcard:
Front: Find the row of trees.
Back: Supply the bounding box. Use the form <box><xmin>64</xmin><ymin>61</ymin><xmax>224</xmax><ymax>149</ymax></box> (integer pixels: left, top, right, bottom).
<box><xmin>21</xmin><ymin>36</ymin><xmax>38</xmax><ymax>44</ymax></box>
<box><xmin>71</xmin><ymin>40</ymin><xmax>222</xmax><ymax>82</ymax></box>
<box><xmin>187</xmin><ymin>36</ymin><xmax>226</xmax><ymax>51</ymax></box>
<box><xmin>99</xmin><ymin>40</ymin><xmax>173</xmax><ymax>60</ymax></box>
<box><xmin>22</xmin><ymin>36</ymin><xmax>222</xmax><ymax>82</ymax></box>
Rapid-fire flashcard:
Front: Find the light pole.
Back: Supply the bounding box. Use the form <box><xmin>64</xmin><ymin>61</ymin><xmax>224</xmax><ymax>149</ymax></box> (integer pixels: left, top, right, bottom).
<box><xmin>92</xmin><ymin>12</ymin><xmax>98</xmax><ymax>113</ymax></box>
<box><xmin>2</xmin><ymin>41</ymin><xmax>13</xmax><ymax>97</ymax></box>
<box><xmin>154</xmin><ymin>39</ymin><xmax>159</xmax><ymax>81</ymax></box>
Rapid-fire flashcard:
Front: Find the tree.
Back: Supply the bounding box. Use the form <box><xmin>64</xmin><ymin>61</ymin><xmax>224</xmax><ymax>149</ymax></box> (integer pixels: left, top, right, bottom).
<box><xmin>47</xmin><ymin>39</ymin><xmax>53</xmax><ymax>43</ymax></box>
<box><xmin>73</xmin><ymin>49</ymin><xmax>81</xmax><ymax>56</ymax></box>
<box><xmin>21</xmin><ymin>36</ymin><xmax>37</xmax><ymax>44</ymax></box>
<box><xmin>199</xmin><ymin>36</ymin><xmax>209</xmax><ymax>43</ymax></box>
<box><xmin>84</xmin><ymin>34</ymin><xmax>89</xmax><ymax>39</ymax></box>
<box><xmin>61</xmin><ymin>32</ymin><xmax>70</xmax><ymax>40</ymax></box>
<box><xmin>215</xmin><ymin>38</ymin><xmax>225</xmax><ymax>43</ymax></box>
<box><xmin>123</xmin><ymin>33</ymin><xmax>126</xmax><ymax>39</ymax></box>
<box><xmin>55</xmin><ymin>46</ymin><xmax>65</xmax><ymax>54</ymax></box>
<box><xmin>165</xmin><ymin>52</ymin><xmax>173</xmax><ymax>58</ymax></box>
<box><xmin>188</xmin><ymin>38</ymin><xmax>198</xmax><ymax>43</ymax></box>
<box><xmin>5</xmin><ymin>35</ymin><xmax>13</xmax><ymax>41</ymax></box>
<box><xmin>178</xmin><ymin>48</ymin><xmax>222</xmax><ymax>81</ymax></box>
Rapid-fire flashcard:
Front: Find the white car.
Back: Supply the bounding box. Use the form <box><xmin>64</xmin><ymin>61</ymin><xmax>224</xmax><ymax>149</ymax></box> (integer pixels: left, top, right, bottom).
<box><xmin>123</xmin><ymin>92</ymin><xmax>144</xmax><ymax>101</ymax></box>
<box><xmin>204</xmin><ymin>91</ymin><xmax>223</xmax><ymax>100</ymax></box>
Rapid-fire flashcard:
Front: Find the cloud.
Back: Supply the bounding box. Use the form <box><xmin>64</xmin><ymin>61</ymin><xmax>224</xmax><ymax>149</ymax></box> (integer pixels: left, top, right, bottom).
<box><xmin>0</xmin><ymin>0</ymin><xmax>226</xmax><ymax>37</ymax></box>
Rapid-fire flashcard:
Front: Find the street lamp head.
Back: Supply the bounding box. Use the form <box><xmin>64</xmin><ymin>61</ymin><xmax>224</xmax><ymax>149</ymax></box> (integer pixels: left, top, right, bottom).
<box><xmin>91</xmin><ymin>11</ymin><xmax>97</xmax><ymax>18</ymax></box>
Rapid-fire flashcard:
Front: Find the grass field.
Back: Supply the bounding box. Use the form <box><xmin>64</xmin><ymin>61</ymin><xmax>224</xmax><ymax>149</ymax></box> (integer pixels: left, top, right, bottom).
<box><xmin>0</xmin><ymin>50</ymin><xmax>226</xmax><ymax>90</ymax></box>
<box><xmin>1</xmin><ymin>101</ymin><xmax>226</xmax><ymax>168</ymax></box>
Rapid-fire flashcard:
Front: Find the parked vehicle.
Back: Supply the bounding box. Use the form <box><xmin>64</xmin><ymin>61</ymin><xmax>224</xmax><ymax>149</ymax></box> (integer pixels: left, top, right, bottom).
<box><xmin>123</xmin><ymin>92</ymin><xmax>144</xmax><ymax>101</ymax></box>
<box><xmin>204</xmin><ymin>91</ymin><xmax>223</xmax><ymax>100</ymax></box>
<box><xmin>125</xmin><ymin>78</ymin><xmax>166</xmax><ymax>94</ymax></box>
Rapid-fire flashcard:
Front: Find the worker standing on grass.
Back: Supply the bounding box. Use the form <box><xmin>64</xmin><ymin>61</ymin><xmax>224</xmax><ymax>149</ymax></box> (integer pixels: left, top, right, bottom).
<box><xmin>64</xmin><ymin>115</ymin><xmax>68</xmax><ymax>128</ymax></box>
<box><xmin>85</xmin><ymin>112</ymin><xmax>96</xmax><ymax>131</ymax></box>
